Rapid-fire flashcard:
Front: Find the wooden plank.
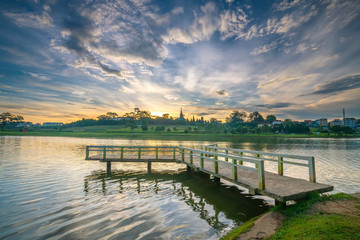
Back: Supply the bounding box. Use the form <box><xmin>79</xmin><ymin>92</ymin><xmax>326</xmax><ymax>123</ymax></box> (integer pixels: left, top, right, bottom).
<box><xmin>85</xmin><ymin>145</ymin><xmax>333</xmax><ymax>202</ymax></box>
<box><xmin>182</xmin><ymin>154</ymin><xmax>333</xmax><ymax>202</ymax></box>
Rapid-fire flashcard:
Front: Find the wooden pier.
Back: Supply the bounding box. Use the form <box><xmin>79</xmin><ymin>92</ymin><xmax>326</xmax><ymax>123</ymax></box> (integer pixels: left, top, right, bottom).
<box><xmin>85</xmin><ymin>145</ymin><xmax>333</xmax><ymax>204</ymax></box>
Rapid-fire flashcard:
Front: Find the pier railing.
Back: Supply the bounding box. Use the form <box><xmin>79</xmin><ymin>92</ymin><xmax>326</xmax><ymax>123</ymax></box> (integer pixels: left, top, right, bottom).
<box><xmin>86</xmin><ymin>146</ymin><xmax>178</xmax><ymax>160</ymax></box>
<box><xmin>178</xmin><ymin>146</ymin><xmax>266</xmax><ymax>190</ymax></box>
<box><xmin>204</xmin><ymin>145</ymin><xmax>316</xmax><ymax>183</ymax></box>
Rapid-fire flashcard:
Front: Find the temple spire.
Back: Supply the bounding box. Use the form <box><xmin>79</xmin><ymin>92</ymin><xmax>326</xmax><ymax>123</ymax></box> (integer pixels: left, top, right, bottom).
<box><xmin>179</xmin><ymin>108</ymin><xmax>185</xmax><ymax>120</ymax></box>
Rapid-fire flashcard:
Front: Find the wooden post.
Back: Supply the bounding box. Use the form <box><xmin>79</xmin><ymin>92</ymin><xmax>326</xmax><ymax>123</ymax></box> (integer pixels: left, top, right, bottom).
<box><xmin>278</xmin><ymin>156</ymin><xmax>284</xmax><ymax>176</ymax></box>
<box><xmin>138</xmin><ymin>147</ymin><xmax>141</xmax><ymax>159</ymax></box>
<box><xmin>232</xmin><ymin>158</ymin><xmax>237</xmax><ymax>180</ymax></box>
<box><xmin>181</xmin><ymin>148</ymin><xmax>185</xmax><ymax>161</ymax></box>
<box><xmin>173</xmin><ymin>147</ymin><xmax>176</xmax><ymax>160</ymax></box>
<box><xmin>85</xmin><ymin>146</ymin><xmax>89</xmax><ymax>159</ymax></box>
<box><xmin>190</xmin><ymin>150</ymin><xmax>193</xmax><ymax>164</ymax></box>
<box><xmin>200</xmin><ymin>152</ymin><xmax>204</xmax><ymax>168</ymax></box>
<box><xmin>255</xmin><ymin>153</ymin><xmax>260</xmax><ymax>169</ymax></box>
<box><xmin>107</xmin><ymin>161</ymin><xmax>111</xmax><ymax>173</ymax></box>
<box><xmin>258</xmin><ymin>160</ymin><xmax>265</xmax><ymax>190</ymax></box>
<box><xmin>156</xmin><ymin>147</ymin><xmax>158</xmax><ymax>159</ymax></box>
<box><xmin>214</xmin><ymin>149</ymin><xmax>218</xmax><ymax>174</ymax></box>
<box><xmin>121</xmin><ymin>147</ymin><xmax>124</xmax><ymax>159</ymax></box>
<box><xmin>225</xmin><ymin>149</ymin><xmax>228</xmax><ymax>162</ymax></box>
<box><xmin>205</xmin><ymin>147</ymin><xmax>208</xmax><ymax>157</ymax></box>
<box><xmin>239</xmin><ymin>152</ymin><xmax>243</xmax><ymax>165</ymax></box>
<box><xmin>309</xmin><ymin>157</ymin><xmax>316</xmax><ymax>183</ymax></box>
<box><xmin>103</xmin><ymin>147</ymin><xmax>106</xmax><ymax>160</ymax></box>
<box><xmin>147</xmin><ymin>160</ymin><xmax>151</xmax><ymax>173</ymax></box>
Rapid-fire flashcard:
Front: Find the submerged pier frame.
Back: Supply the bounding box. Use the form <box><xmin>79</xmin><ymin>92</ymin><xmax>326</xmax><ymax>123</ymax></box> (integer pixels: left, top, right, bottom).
<box><xmin>85</xmin><ymin>145</ymin><xmax>333</xmax><ymax>205</ymax></box>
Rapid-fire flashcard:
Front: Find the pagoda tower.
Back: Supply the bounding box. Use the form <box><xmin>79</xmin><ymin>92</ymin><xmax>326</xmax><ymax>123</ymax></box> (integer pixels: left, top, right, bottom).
<box><xmin>179</xmin><ymin>108</ymin><xmax>185</xmax><ymax>120</ymax></box>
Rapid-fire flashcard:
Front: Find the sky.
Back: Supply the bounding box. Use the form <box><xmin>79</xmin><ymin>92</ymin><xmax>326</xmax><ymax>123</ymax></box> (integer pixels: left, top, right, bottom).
<box><xmin>0</xmin><ymin>0</ymin><xmax>359</xmax><ymax>123</ymax></box>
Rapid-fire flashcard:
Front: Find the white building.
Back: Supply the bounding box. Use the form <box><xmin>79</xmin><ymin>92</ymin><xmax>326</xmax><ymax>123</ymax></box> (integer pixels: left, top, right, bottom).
<box><xmin>42</xmin><ymin>122</ymin><xmax>63</xmax><ymax>127</ymax></box>
<box><xmin>329</xmin><ymin>119</ymin><xmax>342</xmax><ymax>127</ymax></box>
<box><xmin>342</xmin><ymin>118</ymin><xmax>356</xmax><ymax>128</ymax></box>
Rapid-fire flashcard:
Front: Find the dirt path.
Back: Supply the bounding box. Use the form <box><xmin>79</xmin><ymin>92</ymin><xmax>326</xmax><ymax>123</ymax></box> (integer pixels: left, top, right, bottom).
<box><xmin>236</xmin><ymin>193</ymin><xmax>360</xmax><ymax>240</ymax></box>
<box><xmin>237</xmin><ymin>211</ymin><xmax>284</xmax><ymax>240</ymax></box>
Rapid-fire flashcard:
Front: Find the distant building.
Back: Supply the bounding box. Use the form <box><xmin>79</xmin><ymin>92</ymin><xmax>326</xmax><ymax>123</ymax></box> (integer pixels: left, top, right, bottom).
<box><xmin>329</xmin><ymin>119</ymin><xmax>342</xmax><ymax>127</ymax></box>
<box><xmin>109</xmin><ymin>117</ymin><xmax>134</xmax><ymax>121</ymax></box>
<box><xmin>271</xmin><ymin>120</ymin><xmax>282</xmax><ymax>126</ymax></box>
<box><xmin>42</xmin><ymin>122</ymin><xmax>63</xmax><ymax>127</ymax></box>
<box><xmin>179</xmin><ymin>108</ymin><xmax>185</xmax><ymax>121</ymax></box>
<box><xmin>304</xmin><ymin>120</ymin><xmax>316</xmax><ymax>127</ymax></box>
<box><xmin>315</xmin><ymin>118</ymin><xmax>328</xmax><ymax>127</ymax></box>
<box><xmin>342</xmin><ymin>118</ymin><xmax>356</xmax><ymax>128</ymax></box>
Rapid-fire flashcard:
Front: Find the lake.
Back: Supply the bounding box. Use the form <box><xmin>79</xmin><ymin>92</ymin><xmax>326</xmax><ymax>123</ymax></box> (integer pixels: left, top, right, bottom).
<box><xmin>0</xmin><ymin>136</ymin><xmax>359</xmax><ymax>239</ymax></box>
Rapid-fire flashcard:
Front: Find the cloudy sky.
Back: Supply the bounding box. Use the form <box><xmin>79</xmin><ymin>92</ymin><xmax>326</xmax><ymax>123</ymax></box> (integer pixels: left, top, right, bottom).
<box><xmin>0</xmin><ymin>0</ymin><xmax>359</xmax><ymax>123</ymax></box>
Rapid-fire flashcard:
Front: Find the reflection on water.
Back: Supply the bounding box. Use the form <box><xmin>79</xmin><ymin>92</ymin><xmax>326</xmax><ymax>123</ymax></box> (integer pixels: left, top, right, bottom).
<box><xmin>0</xmin><ymin>136</ymin><xmax>268</xmax><ymax>239</ymax></box>
<box><xmin>82</xmin><ymin>170</ymin><xmax>268</xmax><ymax>239</ymax></box>
<box><xmin>0</xmin><ymin>136</ymin><xmax>359</xmax><ymax>239</ymax></box>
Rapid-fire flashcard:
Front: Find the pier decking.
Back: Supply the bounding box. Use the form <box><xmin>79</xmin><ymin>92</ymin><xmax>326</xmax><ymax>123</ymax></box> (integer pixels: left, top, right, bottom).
<box><xmin>85</xmin><ymin>145</ymin><xmax>333</xmax><ymax>203</ymax></box>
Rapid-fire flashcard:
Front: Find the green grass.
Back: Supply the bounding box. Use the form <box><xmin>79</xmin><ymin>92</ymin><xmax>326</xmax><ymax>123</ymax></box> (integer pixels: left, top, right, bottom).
<box><xmin>1</xmin><ymin>127</ymin><xmax>359</xmax><ymax>141</ymax></box>
<box><xmin>271</xmin><ymin>214</ymin><xmax>360</xmax><ymax>240</ymax></box>
<box><xmin>222</xmin><ymin>193</ymin><xmax>359</xmax><ymax>240</ymax></box>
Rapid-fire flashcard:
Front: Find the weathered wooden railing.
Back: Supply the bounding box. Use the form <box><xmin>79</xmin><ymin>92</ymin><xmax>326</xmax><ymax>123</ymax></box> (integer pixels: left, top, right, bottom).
<box><xmin>204</xmin><ymin>145</ymin><xmax>316</xmax><ymax>183</ymax></box>
<box><xmin>178</xmin><ymin>146</ymin><xmax>266</xmax><ymax>190</ymax></box>
<box><xmin>86</xmin><ymin>146</ymin><xmax>178</xmax><ymax>160</ymax></box>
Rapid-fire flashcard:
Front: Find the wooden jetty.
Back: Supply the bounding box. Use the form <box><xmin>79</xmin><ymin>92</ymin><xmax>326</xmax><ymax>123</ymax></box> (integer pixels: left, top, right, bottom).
<box><xmin>85</xmin><ymin>144</ymin><xmax>333</xmax><ymax>204</ymax></box>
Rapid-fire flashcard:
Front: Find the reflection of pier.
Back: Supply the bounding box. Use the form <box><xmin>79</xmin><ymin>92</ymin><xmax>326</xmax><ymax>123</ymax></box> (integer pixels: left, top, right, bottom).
<box><xmin>85</xmin><ymin>145</ymin><xmax>333</xmax><ymax>205</ymax></box>
<box><xmin>84</xmin><ymin>170</ymin><xmax>268</xmax><ymax>228</ymax></box>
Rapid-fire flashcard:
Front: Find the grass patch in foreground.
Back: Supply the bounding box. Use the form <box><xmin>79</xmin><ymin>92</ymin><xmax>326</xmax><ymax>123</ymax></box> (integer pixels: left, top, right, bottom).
<box><xmin>270</xmin><ymin>193</ymin><xmax>359</xmax><ymax>240</ymax></box>
<box><xmin>222</xmin><ymin>193</ymin><xmax>358</xmax><ymax>240</ymax></box>
<box><xmin>271</xmin><ymin>214</ymin><xmax>360</xmax><ymax>240</ymax></box>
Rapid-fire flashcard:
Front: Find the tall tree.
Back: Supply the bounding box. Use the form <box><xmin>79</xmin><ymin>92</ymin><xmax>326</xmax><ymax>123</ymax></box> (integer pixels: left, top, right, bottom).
<box><xmin>106</xmin><ymin>112</ymin><xmax>118</xmax><ymax>119</ymax></box>
<box><xmin>265</xmin><ymin>115</ymin><xmax>276</xmax><ymax>124</ymax></box>
<box><xmin>226</xmin><ymin>111</ymin><xmax>247</xmax><ymax>127</ymax></box>
<box><xmin>249</xmin><ymin>111</ymin><xmax>264</xmax><ymax>124</ymax></box>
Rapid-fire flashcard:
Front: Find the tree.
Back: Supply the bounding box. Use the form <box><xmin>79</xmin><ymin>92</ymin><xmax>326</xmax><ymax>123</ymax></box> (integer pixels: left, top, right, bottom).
<box><xmin>126</xmin><ymin>119</ymin><xmax>137</xmax><ymax>136</ymax></box>
<box><xmin>265</xmin><ymin>115</ymin><xmax>276</xmax><ymax>124</ymax></box>
<box><xmin>0</xmin><ymin>112</ymin><xmax>24</xmax><ymax>129</ymax></box>
<box><xmin>260</xmin><ymin>124</ymin><xmax>271</xmax><ymax>134</ymax></box>
<box><xmin>226</xmin><ymin>111</ymin><xmax>247</xmax><ymax>128</ymax></box>
<box><xmin>97</xmin><ymin>114</ymin><xmax>108</xmax><ymax>120</ymax></box>
<box><xmin>136</xmin><ymin>110</ymin><xmax>151</xmax><ymax>119</ymax></box>
<box><xmin>106</xmin><ymin>112</ymin><xmax>118</xmax><ymax>119</ymax></box>
<box><xmin>249</xmin><ymin>111</ymin><xmax>264</xmax><ymax>124</ymax></box>
<box><xmin>162</xmin><ymin>113</ymin><xmax>170</xmax><ymax>119</ymax></box>
<box><xmin>141</xmin><ymin>120</ymin><xmax>148</xmax><ymax>131</ymax></box>
<box><xmin>241</xmin><ymin>126</ymin><xmax>249</xmax><ymax>134</ymax></box>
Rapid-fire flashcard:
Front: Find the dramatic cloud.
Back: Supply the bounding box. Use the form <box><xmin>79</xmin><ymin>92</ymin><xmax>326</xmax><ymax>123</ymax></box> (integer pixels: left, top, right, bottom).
<box><xmin>308</xmin><ymin>74</ymin><xmax>360</xmax><ymax>96</ymax></box>
<box><xmin>0</xmin><ymin>0</ymin><xmax>359</xmax><ymax>122</ymax></box>
<box><xmin>254</xmin><ymin>103</ymin><xmax>293</xmax><ymax>109</ymax></box>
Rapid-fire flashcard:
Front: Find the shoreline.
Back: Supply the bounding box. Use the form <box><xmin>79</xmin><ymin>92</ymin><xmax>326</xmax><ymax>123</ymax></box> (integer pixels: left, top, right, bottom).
<box><xmin>0</xmin><ymin>131</ymin><xmax>359</xmax><ymax>141</ymax></box>
<box><xmin>222</xmin><ymin>193</ymin><xmax>360</xmax><ymax>240</ymax></box>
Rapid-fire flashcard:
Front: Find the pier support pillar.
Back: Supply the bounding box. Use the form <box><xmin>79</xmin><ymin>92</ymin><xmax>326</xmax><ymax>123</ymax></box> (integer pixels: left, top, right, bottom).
<box><xmin>106</xmin><ymin>161</ymin><xmax>111</xmax><ymax>174</ymax></box>
<box><xmin>147</xmin><ymin>160</ymin><xmax>152</xmax><ymax>174</ymax></box>
<box><xmin>186</xmin><ymin>165</ymin><xmax>191</xmax><ymax>172</ymax></box>
<box><xmin>275</xmin><ymin>200</ymin><xmax>286</xmax><ymax>208</ymax></box>
<box><xmin>213</xmin><ymin>176</ymin><xmax>220</xmax><ymax>184</ymax></box>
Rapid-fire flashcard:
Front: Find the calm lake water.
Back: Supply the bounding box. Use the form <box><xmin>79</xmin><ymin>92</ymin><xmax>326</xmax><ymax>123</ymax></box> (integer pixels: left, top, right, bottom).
<box><xmin>0</xmin><ymin>136</ymin><xmax>359</xmax><ymax>239</ymax></box>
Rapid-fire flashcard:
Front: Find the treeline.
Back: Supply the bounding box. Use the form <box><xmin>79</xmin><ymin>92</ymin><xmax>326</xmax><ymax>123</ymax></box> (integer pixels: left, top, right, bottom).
<box><xmin>63</xmin><ymin>110</ymin><xmax>312</xmax><ymax>135</ymax></box>
<box><xmin>0</xmin><ymin>112</ymin><xmax>24</xmax><ymax>130</ymax></box>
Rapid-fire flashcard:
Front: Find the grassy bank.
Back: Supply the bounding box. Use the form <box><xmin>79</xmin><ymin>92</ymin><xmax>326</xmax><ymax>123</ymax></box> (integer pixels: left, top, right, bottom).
<box><xmin>1</xmin><ymin>125</ymin><xmax>359</xmax><ymax>141</ymax></box>
<box><xmin>223</xmin><ymin>193</ymin><xmax>360</xmax><ymax>240</ymax></box>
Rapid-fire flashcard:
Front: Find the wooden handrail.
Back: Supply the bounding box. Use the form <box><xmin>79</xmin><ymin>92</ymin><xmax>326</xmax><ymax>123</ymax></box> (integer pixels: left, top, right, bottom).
<box><xmin>179</xmin><ymin>146</ymin><xmax>265</xmax><ymax>190</ymax></box>
<box><xmin>204</xmin><ymin>145</ymin><xmax>316</xmax><ymax>182</ymax></box>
